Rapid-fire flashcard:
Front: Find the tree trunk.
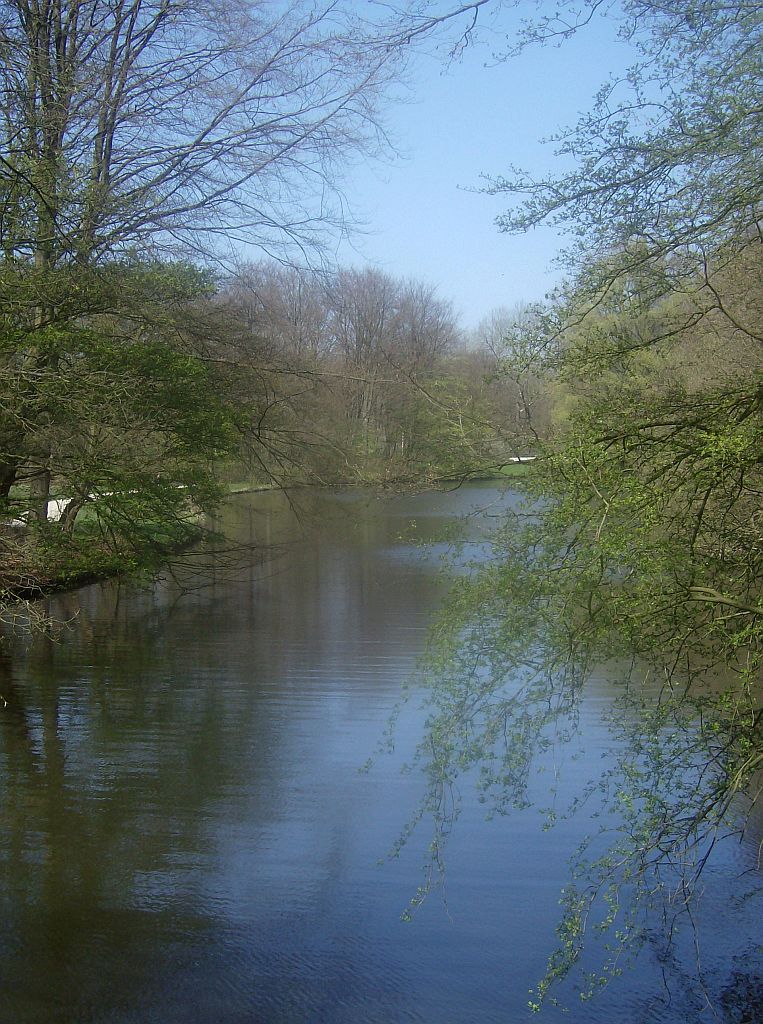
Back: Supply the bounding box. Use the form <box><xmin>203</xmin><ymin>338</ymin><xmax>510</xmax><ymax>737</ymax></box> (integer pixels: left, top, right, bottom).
<box><xmin>28</xmin><ymin>468</ymin><xmax>51</xmax><ymax>522</ymax></box>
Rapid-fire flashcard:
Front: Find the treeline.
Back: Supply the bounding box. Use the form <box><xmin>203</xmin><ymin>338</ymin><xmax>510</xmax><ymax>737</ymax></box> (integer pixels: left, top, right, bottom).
<box><xmin>0</xmin><ymin>250</ymin><xmax>540</xmax><ymax>600</ymax></box>
<box><xmin>217</xmin><ymin>262</ymin><xmax>539</xmax><ymax>486</ymax></box>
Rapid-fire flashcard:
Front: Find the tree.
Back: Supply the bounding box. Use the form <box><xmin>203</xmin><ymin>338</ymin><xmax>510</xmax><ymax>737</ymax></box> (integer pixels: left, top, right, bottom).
<box><xmin>219</xmin><ymin>262</ymin><xmax>473</xmax><ymax>484</ymax></box>
<box><xmin>0</xmin><ymin>0</ymin><xmax>408</xmax><ymax>524</ymax></box>
<box><xmin>381</xmin><ymin>0</ymin><xmax>763</xmax><ymax>1010</ymax></box>
<box><xmin>0</xmin><ymin>260</ymin><xmax>245</xmax><ymax>600</ymax></box>
<box><xmin>473</xmin><ymin>303</ymin><xmax>555</xmax><ymax>440</ymax></box>
<box><xmin>0</xmin><ymin>0</ymin><xmax>423</xmax><ymax>613</ymax></box>
<box><xmin>0</xmin><ymin>0</ymin><xmax>400</xmax><ymax>266</ymax></box>
<box><xmin>384</xmin><ymin>1</ymin><xmax>762</xmax><ymax>304</ymax></box>
<box><xmin>321</xmin><ymin>266</ymin><xmax>485</xmax><ymax>478</ymax></box>
<box><xmin>223</xmin><ymin>262</ymin><xmax>332</xmax><ymax>363</ymax></box>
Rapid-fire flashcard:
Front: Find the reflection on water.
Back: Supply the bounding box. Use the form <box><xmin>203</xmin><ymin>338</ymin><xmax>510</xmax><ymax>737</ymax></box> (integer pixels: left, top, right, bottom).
<box><xmin>0</xmin><ymin>487</ymin><xmax>759</xmax><ymax>1023</ymax></box>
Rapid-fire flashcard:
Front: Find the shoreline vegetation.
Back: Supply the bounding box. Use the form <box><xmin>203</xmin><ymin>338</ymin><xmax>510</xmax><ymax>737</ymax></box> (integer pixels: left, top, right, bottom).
<box><xmin>226</xmin><ymin>458</ymin><xmax>536</xmax><ymax>494</ymax></box>
<box><xmin>0</xmin><ymin>461</ymin><xmax>537</xmax><ymax>609</ymax></box>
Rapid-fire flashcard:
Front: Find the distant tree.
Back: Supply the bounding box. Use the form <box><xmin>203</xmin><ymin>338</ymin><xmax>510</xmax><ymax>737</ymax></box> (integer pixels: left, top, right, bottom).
<box><xmin>323</xmin><ymin>266</ymin><xmax>465</xmax><ymax>473</ymax></box>
<box><xmin>325</xmin><ymin>267</ymin><xmax>399</xmax><ymax>438</ymax></box>
<box><xmin>392</xmin><ymin>279</ymin><xmax>457</xmax><ymax>373</ymax></box>
<box><xmin>224</xmin><ymin>263</ymin><xmax>332</xmax><ymax>363</ymax></box>
<box><xmin>217</xmin><ymin>261</ymin><xmax>490</xmax><ymax>483</ymax></box>
<box><xmin>473</xmin><ymin>303</ymin><xmax>555</xmax><ymax>440</ymax></box>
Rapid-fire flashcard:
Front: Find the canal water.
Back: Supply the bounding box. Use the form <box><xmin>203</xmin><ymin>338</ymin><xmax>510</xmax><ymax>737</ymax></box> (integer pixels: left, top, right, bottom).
<box><xmin>0</xmin><ymin>486</ymin><xmax>759</xmax><ymax>1023</ymax></box>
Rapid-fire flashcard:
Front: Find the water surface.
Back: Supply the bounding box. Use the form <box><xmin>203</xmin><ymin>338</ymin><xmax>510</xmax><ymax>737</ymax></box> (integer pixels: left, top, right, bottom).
<box><xmin>0</xmin><ymin>486</ymin><xmax>759</xmax><ymax>1023</ymax></box>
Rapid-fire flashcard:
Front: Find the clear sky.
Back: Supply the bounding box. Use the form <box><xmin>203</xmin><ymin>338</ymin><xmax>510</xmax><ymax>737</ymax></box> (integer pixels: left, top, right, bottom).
<box><xmin>336</xmin><ymin>8</ymin><xmax>636</xmax><ymax>332</ymax></box>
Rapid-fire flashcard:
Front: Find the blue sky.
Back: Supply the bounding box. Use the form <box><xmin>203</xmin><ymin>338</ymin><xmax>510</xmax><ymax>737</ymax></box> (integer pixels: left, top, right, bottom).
<box><xmin>337</xmin><ymin>8</ymin><xmax>636</xmax><ymax>330</ymax></box>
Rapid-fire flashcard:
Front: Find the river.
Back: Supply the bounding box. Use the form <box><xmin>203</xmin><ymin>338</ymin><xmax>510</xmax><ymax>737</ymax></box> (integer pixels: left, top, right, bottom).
<box><xmin>0</xmin><ymin>485</ymin><xmax>760</xmax><ymax>1023</ymax></box>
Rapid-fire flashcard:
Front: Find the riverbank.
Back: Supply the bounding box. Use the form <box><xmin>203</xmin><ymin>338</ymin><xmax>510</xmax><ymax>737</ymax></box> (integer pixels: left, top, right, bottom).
<box><xmin>226</xmin><ymin>459</ymin><xmax>536</xmax><ymax>495</ymax></box>
<box><xmin>0</xmin><ymin>514</ymin><xmax>209</xmax><ymax>610</ymax></box>
<box><xmin>1</xmin><ymin>465</ymin><xmax>537</xmax><ymax>611</ymax></box>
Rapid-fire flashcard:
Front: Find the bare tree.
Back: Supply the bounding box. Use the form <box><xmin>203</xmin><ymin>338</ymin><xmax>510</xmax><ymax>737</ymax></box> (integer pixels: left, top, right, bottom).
<box><xmin>219</xmin><ymin>261</ymin><xmax>465</xmax><ymax>477</ymax></box>
<box><xmin>393</xmin><ymin>278</ymin><xmax>457</xmax><ymax>372</ymax></box>
<box><xmin>0</xmin><ymin>0</ymin><xmax>403</xmax><ymax>269</ymax></box>
<box><xmin>474</xmin><ymin>303</ymin><xmax>553</xmax><ymax>439</ymax></box>
<box><xmin>223</xmin><ymin>262</ymin><xmax>331</xmax><ymax>362</ymax></box>
<box><xmin>325</xmin><ymin>267</ymin><xmax>399</xmax><ymax>436</ymax></box>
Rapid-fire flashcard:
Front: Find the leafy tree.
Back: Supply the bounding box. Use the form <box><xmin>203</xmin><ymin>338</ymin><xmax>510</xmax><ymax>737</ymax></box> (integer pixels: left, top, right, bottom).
<box><xmin>0</xmin><ymin>260</ymin><xmax>243</xmax><ymax>598</ymax></box>
<box><xmin>407</xmin><ymin>277</ymin><xmax>761</xmax><ymax>1006</ymax></box>
<box><xmin>383</xmin><ymin>0</ymin><xmax>763</xmax><ymax>1010</ymax></box>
